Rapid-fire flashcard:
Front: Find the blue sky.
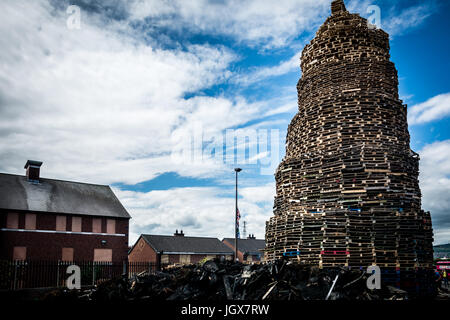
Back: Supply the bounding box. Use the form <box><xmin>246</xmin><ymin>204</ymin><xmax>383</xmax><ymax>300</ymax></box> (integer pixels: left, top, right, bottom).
<box><xmin>0</xmin><ymin>0</ymin><xmax>449</xmax><ymax>245</ymax></box>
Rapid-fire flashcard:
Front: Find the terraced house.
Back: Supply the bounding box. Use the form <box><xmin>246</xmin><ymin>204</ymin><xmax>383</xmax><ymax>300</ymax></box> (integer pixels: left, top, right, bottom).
<box><xmin>129</xmin><ymin>231</ymin><xmax>234</xmax><ymax>264</ymax></box>
<box><xmin>0</xmin><ymin>160</ymin><xmax>131</xmax><ymax>262</ymax></box>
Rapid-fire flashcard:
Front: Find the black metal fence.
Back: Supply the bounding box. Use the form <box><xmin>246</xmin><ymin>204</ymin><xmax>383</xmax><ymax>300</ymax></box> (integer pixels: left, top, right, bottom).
<box><xmin>0</xmin><ymin>260</ymin><xmax>163</xmax><ymax>290</ymax></box>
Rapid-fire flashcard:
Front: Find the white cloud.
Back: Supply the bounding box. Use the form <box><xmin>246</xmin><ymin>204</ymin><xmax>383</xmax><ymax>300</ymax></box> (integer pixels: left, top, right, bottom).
<box><xmin>264</xmin><ymin>102</ymin><xmax>297</xmax><ymax>117</ymax></box>
<box><xmin>234</xmin><ymin>54</ymin><xmax>300</xmax><ymax>85</ymax></box>
<box><xmin>240</xmin><ymin>183</ymin><xmax>275</xmax><ymax>204</ymax></box>
<box><xmin>129</xmin><ymin>0</ymin><xmax>330</xmax><ymax>48</ymax></box>
<box><xmin>382</xmin><ymin>3</ymin><xmax>435</xmax><ymax>37</ymax></box>
<box><xmin>345</xmin><ymin>0</ymin><xmax>435</xmax><ymax>37</ymax></box>
<box><xmin>408</xmin><ymin>93</ymin><xmax>450</xmax><ymax>125</ymax></box>
<box><xmin>114</xmin><ymin>183</ymin><xmax>274</xmax><ymax>244</ymax></box>
<box><xmin>419</xmin><ymin>140</ymin><xmax>450</xmax><ymax>245</ymax></box>
<box><xmin>0</xmin><ymin>0</ymin><xmax>269</xmax><ymax>185</ymax></box>
<box><xmin>129</xmin><ymin>0</ymin><xmax>436</xmax><ymax>49</ymax></box>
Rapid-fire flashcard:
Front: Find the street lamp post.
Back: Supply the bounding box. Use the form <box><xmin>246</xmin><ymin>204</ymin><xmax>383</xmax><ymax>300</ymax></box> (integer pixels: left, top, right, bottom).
<box><xmin>234</xmin><ymin>168</ymin><xmax>242</xmax><ymax>262</ymax></box>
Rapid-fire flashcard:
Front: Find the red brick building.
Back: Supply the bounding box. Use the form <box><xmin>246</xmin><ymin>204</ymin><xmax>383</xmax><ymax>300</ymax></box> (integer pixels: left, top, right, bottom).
<box><xmin>129</xmin><ymin>231</ymin><xmax>234</xmax><ymax>265</ymax></box>
<box><xmin>223</xmin><ymin>235</ymin><xmax>265</xmax><ymax>263</ymax></box>
<box><xmin>0</xmin><ymin>160</ymin><xmax>131</xmax><ymax>262</ymax></box>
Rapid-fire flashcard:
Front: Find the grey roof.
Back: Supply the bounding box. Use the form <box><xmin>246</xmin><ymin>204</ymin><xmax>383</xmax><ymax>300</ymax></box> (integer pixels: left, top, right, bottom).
<box><xmin>223</xmin><ymin>238</ymin><xmax>265</xmax><ymax>255</ymax></box>
<box><xmin>0</xmin><ymin>173</ymin><xmax>130</xmax><ymax>219</ymax></box>
<box><xmin>141</xmin><ymin>234</ymin><xmax>234</xmax><ymax>254</ymax></box>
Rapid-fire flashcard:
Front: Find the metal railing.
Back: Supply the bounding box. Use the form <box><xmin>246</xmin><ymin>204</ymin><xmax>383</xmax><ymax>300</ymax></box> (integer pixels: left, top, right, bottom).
<box><xmin>0</xmin><ymin>260</ymin><xmax>163</xmax><ymax>290</ymax></box>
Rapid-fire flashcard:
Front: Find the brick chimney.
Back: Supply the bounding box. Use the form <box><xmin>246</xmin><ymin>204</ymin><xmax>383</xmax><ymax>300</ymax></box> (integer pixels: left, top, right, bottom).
<box><xmin>24</xmin><ymin>160</ymin><xmax>43</xmax><ymax>182</ymax></box>
<box><xmin>247</xmin><ymin>234</ymin><xmax>256</xmax><ymax>239</ymax></box>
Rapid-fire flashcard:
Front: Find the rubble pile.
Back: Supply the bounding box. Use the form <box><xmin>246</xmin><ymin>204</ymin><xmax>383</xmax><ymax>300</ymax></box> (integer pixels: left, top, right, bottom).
<box><xmin>46</xmin><ymin>260</ymin><xmax>411</xmax><ymax>301</ymax></box>
<box><xmin>265</xmin><ymin>0</ymin><xmax>434</xmax><ymax>269</ymax></box>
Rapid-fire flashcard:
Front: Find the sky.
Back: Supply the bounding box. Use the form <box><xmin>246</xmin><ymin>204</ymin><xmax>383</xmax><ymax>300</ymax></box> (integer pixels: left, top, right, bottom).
<box><xmin>0</xmin><ymin>0</ymin><xmax>449</xmax><ymax>245</ymax></box>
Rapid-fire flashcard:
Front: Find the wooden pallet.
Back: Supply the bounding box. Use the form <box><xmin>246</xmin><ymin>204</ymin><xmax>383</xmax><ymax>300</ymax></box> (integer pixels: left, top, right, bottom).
<box><xmin>264</xmin><ymin>3</ymin><xmax>434</xmax><ymax>270</ymax></box>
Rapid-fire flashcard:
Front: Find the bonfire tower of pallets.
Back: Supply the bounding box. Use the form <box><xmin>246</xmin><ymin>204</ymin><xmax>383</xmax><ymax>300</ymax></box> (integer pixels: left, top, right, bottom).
<box><xmin>265</xmin><ymin>0</ymin><xmax>434</xmax><ymax>269</ymax></box>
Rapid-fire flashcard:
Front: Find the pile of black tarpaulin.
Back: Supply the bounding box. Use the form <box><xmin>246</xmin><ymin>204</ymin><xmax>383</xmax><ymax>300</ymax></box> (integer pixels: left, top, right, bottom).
<box><xmin>43</xmin><ymin>259</ymin><xmax>422</xmax><ymax>301</ymax></box>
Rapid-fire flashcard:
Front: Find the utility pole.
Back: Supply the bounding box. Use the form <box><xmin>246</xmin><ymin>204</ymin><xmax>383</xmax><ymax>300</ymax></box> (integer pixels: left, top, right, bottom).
<box><xmin>234</xmin><ymin>168</ymin><xmax>242</xmax><ymax>262</ymax></box>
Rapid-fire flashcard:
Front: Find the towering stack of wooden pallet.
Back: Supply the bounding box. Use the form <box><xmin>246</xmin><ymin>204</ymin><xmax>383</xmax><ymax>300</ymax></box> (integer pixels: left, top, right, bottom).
<box><xmin>265</xmin><ymin>0</ymin><xmax>434</xmax><ymax>271</ymax></box>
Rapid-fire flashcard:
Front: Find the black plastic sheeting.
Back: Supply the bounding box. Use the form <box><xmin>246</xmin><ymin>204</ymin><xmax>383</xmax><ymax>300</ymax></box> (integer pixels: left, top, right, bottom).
<box><xmin>41</xmin><ymin>259</ymin><xmax>440</xmax><ymax>301</ymax></box>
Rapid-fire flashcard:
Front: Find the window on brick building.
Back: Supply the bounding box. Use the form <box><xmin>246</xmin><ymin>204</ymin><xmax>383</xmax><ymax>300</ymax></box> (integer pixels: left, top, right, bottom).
<box><xmin>13</xmin><ymin>247</ymin><xmax>26</xmax><ymax>260</ymax></box>
<box><xmin>62</xmin><ymin>248</ymin><xmax>74</xmax><ymax>261</ymax></box>
<box><xmin>106</xmin><ymin>219</ymin><xmax>115</xmax><ymax>234</ymax></box>
<box><xmin>56</xmin><ymin>215</ymin><xmax>66</xmax><ymax>231</ymax></box>
<box><xmin>24</xmin><ymin>213</ymin><xmax>36</xmax><ymax>230</ymax></box>
<box><xmin>180</xmin><ymin>254</ymin><xmax>191</xmax><ymax>264</ymax></box>
<box><xmin>92</xmin><ymin>218</ymin><xmax>102</xmax><ymax>233</ymax></box>
<box><xmin>72</xmin><ymin>216</ymin><xmax>82</xmax><ymax>232</ymax></box>
<box><xmin>6</xmin><ymin>212</ymin><xmax>19</xmax><ymax>229</ymax></box>
<box><xmin>94</xmin><ymin>249</ymin><xmax>112</xmax><ymax>262</ymax></box>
